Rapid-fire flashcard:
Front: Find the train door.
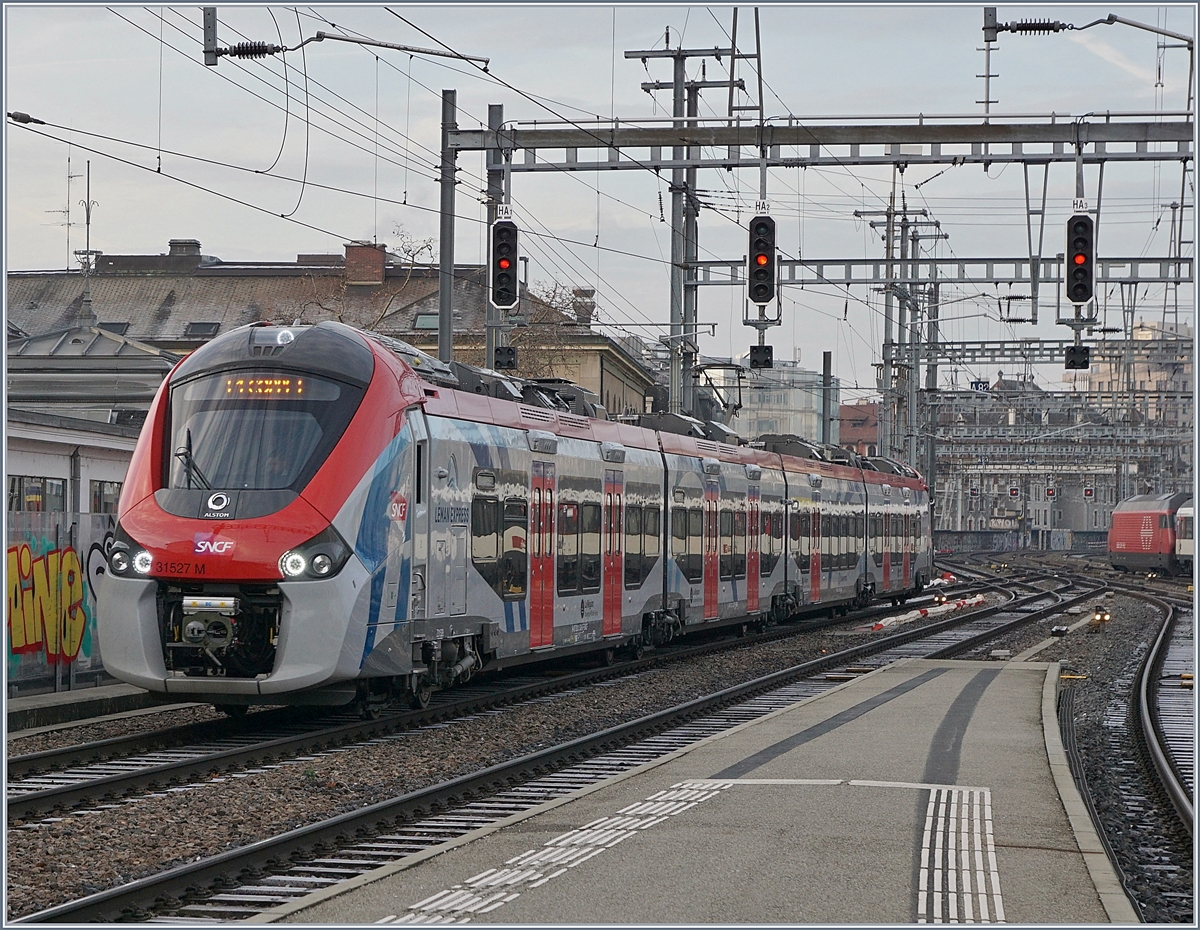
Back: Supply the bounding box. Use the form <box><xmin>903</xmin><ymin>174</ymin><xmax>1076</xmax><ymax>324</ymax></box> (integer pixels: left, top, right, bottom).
<box><xmin>409</xmin><ymin>410</ymin><xmax>430</xmax><ymax>621</ymax></box>
<box><xmin>704</xmin><ymin>479</ymin><xmax>719</xmax><ymax>619</ymax></box>
<box><xmin>747</xmin><ymin>489</ymin><xmax>760</xmax><ymax>613</ymax></box>
<box><xmin>882</xmin><ymin>512</ymin><xmax>891</xmax><ymax>591</ymax></box>
<box><xmin>450</xmin><ymin>526</ymin><xmax>467</xmax><ymax>615</ymax></box>
<box><xmin>603</xmin><ymin>468</ymin><xmax>623</xmax><ymax>636</ymax></box>
<box><xmin>810</xmin><ymin>507</ymin><xmax>821</xmax><ymax>602</ymax></box>
<box><xmin>530</xmin><ymin>462</ymin><xmax>556</xmax><ymax>648</ymax></box>
<box><xmin>902</xmin><ymin>512</ymin><xmax>911</xmax><ymax>588</ymax></box>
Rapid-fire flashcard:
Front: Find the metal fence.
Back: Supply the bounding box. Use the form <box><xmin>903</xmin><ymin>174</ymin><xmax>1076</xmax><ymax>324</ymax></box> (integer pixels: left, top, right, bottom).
<box><xmin>7</xmin><ymin>512</ymin><xmax>118</xmax><ymax>696</ymax></box>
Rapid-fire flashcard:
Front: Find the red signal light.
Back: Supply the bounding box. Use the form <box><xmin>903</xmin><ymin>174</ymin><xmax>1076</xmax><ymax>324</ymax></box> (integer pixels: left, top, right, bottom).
<box><xmin>755</xmin><ymin>253</ymin><xmax>769</xmax><ymax>266</ymax></box>
<box><xmin>1073</xmin><ymin>253</ymin><xmax>1086</xmax><ymax>265</ymax></box>
<box><xmin>498</xmin><ymin>257</ymin><xmax>511</xmax><ymax>270</ymax></box>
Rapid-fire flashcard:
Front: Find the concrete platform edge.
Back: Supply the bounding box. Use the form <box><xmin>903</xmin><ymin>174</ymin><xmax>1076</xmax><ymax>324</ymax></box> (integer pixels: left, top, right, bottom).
<box><xmin>6</xmin><ymin>684</ymin><xmax>166</xmax><ymax>732</ymax></box>
<box><xmin>245</xmin><ymin>662</ymin><xmax>887</xmax><ymax>923</ymax></box>
<box><xmin>1041</xmin><ymin>661</ymin><xmax>1140</xmax><ymax>924</ymax></box>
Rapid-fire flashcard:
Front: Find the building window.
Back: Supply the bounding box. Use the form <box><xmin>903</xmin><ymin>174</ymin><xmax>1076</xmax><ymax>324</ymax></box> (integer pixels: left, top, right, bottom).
<box><xmin>98</xmin><ymin>322</ymin><xmax>130</xmax><ymax>335</ymax></box>
<box><xmin>184</xmin><ymin>321</ymin><xmax>221</xmax><ymax>339</ymax></box>
<box><xmin>413</xmin><ymin>313</ymin><xmax>439</xmax><ymax>330</ymax></box>
<box><xmin>90</xmin><ymin>480</ymin><xmax>123</xmax><ymax>514</ymax></box>
<box><xmin>8</xmin><ymin>476</ymin><xmax>66</xmax><ymax>512</ymax></box>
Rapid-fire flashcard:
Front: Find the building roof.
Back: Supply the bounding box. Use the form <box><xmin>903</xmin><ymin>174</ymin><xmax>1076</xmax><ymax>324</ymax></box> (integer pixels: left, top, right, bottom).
<box><xmin>7</xmin><ymin>249</ymin><xmax>581</xmax><ymax>350</ymax></box>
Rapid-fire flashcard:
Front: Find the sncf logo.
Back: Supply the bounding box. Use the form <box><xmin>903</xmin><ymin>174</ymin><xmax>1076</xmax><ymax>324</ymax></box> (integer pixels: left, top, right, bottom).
<box><xmin>194</xmin><ymin>534</ymin><xmax>235</xmax><ymax>555</ymax></box>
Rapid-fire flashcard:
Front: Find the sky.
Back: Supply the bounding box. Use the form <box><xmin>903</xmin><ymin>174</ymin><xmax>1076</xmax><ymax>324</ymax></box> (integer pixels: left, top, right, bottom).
<box><xmin>4</xmin><ymin>3</ymin><xmax>1195</xmax><ymax>396</ymax></box>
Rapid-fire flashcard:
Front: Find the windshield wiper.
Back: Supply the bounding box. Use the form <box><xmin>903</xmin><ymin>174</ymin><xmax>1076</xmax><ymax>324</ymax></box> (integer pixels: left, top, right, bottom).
<box><xmin>174</xmin><ymin>428</ymin><xmax>212</xmax><ymax>490</ymax></box>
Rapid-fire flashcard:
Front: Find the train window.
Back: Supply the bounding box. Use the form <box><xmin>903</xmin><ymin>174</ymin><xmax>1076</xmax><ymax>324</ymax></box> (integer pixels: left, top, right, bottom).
<box><xmin>471</xmin><ymin>497</ymin><xmax>500</xmax><ymax>561</ymax></box>
<box><xmin>733</xmin><ymin>510</ymin><xmax>747</xmax><ymax>578</ymax></box>
<box><xmin>671</xmin><ymin>505</ymin><xmax>688</xmax><ymax>576</ymax></box>
<box><xmin>501</xmin><ymin>499</ymin><xmax>528</xmax><ymax>599</ymax></box>
<box><xmin>580</xmin><ymin>503</ymin><xmax>602</xmax><ymax>593</ymax></box>
<box><xmin>1160</xmin><ymin>515</ymin><xmax>1171</xmax><ymax>529</ymax></box>
<box><xmin>796</xmin><ymin>510</ymin><xmax>810</xmax><ymax>572</ymax></box>
<box><xmin>532</xmin><ymin>490</ymin><xmax>541</xmax><ymax>559</ymax></box>
<box><xmin>169</xmin><ymin>370</ymin><xmax>363</xmax><ymax>492</ymax></box>
<box><xmin>685</xmin><ymin>508</ymin><xmax>704</xmax><ymax>583</ymax></box>
<box><xmin>625</xmin><ymin>505</ymin><xmax>643</xmax><ymax>588</ymax></box>
<box><xmin>719</xmin><ymin>509</ymin><xmax>734</xmax><ymax>580</ymax></box>
<box><xmin>415</xmin><ymin>444</ymin><xmax>425</xmax><ymax>504</ymax></box>
<box><xmin>644</xmin><ymin>506</ymin><xmax>661</xmax><ymax>559</ymax></box>
<box><xmin>557</xmin><ymin>501</ymin><xmax>580</xmax><ymax>594</ymax></box>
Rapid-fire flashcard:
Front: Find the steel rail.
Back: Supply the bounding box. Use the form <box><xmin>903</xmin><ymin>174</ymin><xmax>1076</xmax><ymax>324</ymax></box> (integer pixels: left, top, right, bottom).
<box><xmin>1135</xmin><ymin>595</ymin><xmax>1194</xmax><ymax>835</ymax></box>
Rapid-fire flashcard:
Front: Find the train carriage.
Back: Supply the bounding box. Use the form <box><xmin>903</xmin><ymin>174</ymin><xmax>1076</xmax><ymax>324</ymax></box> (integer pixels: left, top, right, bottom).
<box><xmin>95</xmin><ymin>321</ymin><xmax>932</xmax><ymax>714</ymax></box>
<box><xmin>1175</xmin><ymin>501</ymin><xmax>1193</xmax><ymax>576</ymax></box>
<box><xmin>1109</xmin><ymin>492</ymin><xmax>1191</xmax><ymax>575</ymax></box>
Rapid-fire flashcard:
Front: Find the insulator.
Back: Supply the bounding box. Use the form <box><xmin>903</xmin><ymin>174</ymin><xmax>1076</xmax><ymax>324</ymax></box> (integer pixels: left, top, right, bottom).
<box><xmin>222</xmin><ymin>41</ymin><xmax>283</xmax><ymax>59</ymax></box>
<box><xmin>1007</xmin><ymin>19</ymin><xmax>1066</xmax><ymax>34</ymax></box>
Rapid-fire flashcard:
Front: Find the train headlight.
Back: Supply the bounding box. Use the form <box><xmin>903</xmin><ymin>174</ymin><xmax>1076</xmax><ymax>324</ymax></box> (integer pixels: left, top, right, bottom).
<box><xmin>278</xmin><ymin>525</ymin><xmax>351</xmax><ymax>581</ymax></box>
<box><xmin>280</xmin><ymin>551</ymin><xmax>308</xmax><ymax>578</ymax></box>
<box><xmin>108</xmin><ymin>522</ymin><xmax>153</xmax><ymax>577</ymax></box>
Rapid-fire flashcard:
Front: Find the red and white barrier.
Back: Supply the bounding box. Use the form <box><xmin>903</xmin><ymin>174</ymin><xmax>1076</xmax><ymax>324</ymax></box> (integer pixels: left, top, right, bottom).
<box><xmin>871</xmin><ymin>594</ymin><xmax>985</xmax><ymax>631</ymax></box>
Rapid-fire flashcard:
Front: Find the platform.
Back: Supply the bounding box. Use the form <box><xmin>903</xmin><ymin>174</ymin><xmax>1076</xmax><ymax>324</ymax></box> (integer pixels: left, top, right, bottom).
<box><xmin>5</xmin><ymin>683</ymin><xmax>168</xmax><ymax>733</ymax></box>
<box><xmin>271</xmin><ymin>658</ymin><xmax>1137</xmax><ymax>925</ymax></box>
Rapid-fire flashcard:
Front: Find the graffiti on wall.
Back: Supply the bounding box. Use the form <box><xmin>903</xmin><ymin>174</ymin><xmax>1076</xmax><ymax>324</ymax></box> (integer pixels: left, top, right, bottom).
<box><xmin>7</xmin><ymin>541</ymin><xmax>91</xmax><ymax>664</ymax></box>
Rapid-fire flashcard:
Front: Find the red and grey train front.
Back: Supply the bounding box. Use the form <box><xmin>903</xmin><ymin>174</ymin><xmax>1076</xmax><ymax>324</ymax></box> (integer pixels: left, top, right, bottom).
<box><xmin>96</xmin><ymin>321</ymin><xmax>418</xmax><ymax>707</ymax></box>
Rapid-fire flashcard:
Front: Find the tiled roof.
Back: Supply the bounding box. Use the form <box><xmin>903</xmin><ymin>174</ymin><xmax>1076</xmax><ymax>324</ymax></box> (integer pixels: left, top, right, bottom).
<box><xmin>6</xmin><ymin>264</ymin><xmax>573</xmax><ymax>343</ymax></box>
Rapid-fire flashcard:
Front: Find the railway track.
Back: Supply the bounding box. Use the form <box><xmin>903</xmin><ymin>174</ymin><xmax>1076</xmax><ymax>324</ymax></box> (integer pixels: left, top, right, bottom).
<box><xmin>1135</xmin><ymin>593</ymin><xmax>1194</xmax><ymax>834</ymax></box>
<box><xmin>9</xmin><ymin>584</ymin><xmax>1003</xmax><ymax>823</ymax></box>
<box><xmin>15</xmin><ymin>575</ymin><xmax>1097</xmax><ymax>923</ymax></box>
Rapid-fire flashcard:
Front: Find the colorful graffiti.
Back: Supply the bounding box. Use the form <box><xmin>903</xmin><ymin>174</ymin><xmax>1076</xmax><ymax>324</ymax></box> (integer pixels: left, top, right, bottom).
<box><xmin>7</xmin><ymin>542</ymin><xmax>90</xmax><ymax>663</ymax></box>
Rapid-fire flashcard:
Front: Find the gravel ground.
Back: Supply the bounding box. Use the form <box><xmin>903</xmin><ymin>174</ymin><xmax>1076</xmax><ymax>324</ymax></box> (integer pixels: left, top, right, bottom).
<box><xmin>8</xmin><ymin>589</ymin><xmax>1190</xmax><ymax>921</ymax></box>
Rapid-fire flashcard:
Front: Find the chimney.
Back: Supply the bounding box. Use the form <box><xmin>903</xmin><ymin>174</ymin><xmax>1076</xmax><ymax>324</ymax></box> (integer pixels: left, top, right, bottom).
<box><xmin>168</xmin><ymin>239</ymin><xmax>202</xmax><ymax>256</ymax></box>
<box><xmin>572</xmin><ymin>288</ymin><xmax>595</xmax><ymax>328</ymax></box>
<box><xmin>344</xmin><ymin>241</ymin><xmax>387</xmax><ymax>285</ymax></box>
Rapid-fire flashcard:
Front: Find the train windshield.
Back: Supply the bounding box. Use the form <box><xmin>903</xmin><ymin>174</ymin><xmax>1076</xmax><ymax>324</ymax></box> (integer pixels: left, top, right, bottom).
<box><xmin>167</xmin><ymin>370</ymin><xmax>365</xmax><ymax>491</ymax></box>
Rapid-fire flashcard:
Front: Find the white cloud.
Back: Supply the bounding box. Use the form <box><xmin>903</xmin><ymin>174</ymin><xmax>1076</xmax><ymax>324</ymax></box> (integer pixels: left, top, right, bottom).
<box><xmin>1067</xmin><ymin>32</ymin><xmax>1157</xmax><ymax>86</ymax></box>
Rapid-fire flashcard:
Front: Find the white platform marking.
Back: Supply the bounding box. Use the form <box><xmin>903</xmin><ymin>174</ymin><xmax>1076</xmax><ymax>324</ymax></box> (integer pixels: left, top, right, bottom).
<box><xmin>918</xmin><ymin>787</ymin><xmax>1005</xmax><ymax>923</ymax></box>
<box><xmin>376</xmin><ymin>779</ymin><xmax>1005</xmax><ymax>924</ymax></box>
<box><xmin>378</xmin><ymin>782</ymin><xmax>731</xmax><ymax>923</ymax></box>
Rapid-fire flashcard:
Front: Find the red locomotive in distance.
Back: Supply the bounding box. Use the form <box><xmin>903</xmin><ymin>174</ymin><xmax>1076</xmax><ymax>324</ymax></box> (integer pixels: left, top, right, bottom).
<box><xmin>1108</xmin><ymin>492</ymin><xmax>1192</xmax><ymax>575</ymax></box>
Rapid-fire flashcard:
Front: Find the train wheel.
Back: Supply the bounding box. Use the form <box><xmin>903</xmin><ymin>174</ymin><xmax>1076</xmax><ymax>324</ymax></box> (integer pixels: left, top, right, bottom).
<box><xmin>600</xmin><ymin>647</ymin><xmax>616</xmax><ymax>667</ymax></box>
<box><xmin>216</xmin><ymin>704</ymin><xmax>247</xmax><ymax>718</ymax></box>
<box><xmin>409</xmin><ymin>679</ymin><xmax>432</xmax><ymax>710</ymax></box>
<box><xmin>358</xmin><ymin>700</ymin><xmax>383</xmax><ymax>720</ymax></box>
<box><xmin>736</xmin><ymin>622</ymin><xmax>749</xmax><ymax>638</ymax></box>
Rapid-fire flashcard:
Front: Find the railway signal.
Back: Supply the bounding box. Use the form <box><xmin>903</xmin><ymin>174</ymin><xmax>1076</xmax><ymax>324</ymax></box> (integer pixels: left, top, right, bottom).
<box><xmin>1065</xmin><ymin>214</ymin><xmax>1095</xmax><ymax>305</ymax></box>
<box><xmin>748</xmin><ymin>216</ymin><xmax>776</xmax><ymax>305</ymax></box>
<box><xmin>1083</xmin><ymin>487</ymin><xmax>1095</xmax><ymax>500</ymax></box>
<box><xmin>1045</xmin><ymin>487</ymin><xmax>1056</xmax><ymax>499</ymax></box>
<box><xmin>749</xmin><ymin>344</ymin><xmax>774</xmax><ymax>369</ymax></box>
<box><xmin>1008</xmin><ymin>486</ymin><xmax>1021</xmax><ymax>498</ymax></box>
<box><xmin>1064</xmin><ymin>344</ymin><xmax>1091</xmax><ymax>369</ymax></box>
<box><xmin>490</xmin><ymin>220</ymin><xmax>519</xmax><ymax>309</ymax></box>
<box><xmin>493</xmin><ymin>345</ymin><xmax>518</xmax><ymax>370</ymax></box>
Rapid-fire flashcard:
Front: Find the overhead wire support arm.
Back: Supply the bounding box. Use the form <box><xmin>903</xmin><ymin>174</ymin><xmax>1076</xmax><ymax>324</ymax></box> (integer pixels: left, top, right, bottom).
<box><xmin>201</xmin><ymin>7</ymin><xmax>489</xmax><ymax>68</ymax></box>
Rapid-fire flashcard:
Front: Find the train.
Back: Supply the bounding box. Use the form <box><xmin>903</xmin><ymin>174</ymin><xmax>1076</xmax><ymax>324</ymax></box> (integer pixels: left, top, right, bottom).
<box><xmin>1175</xmin><ymin>500</ymin><xmax>1193</xmax><ymax>576</ymax></box>
<box><xmin>93</xmin><ymin>321</ymin><xmax>932</xmax><ymax>715</ymax></box>
<box><xmin>1108</xmin><ymin>492</ymin><xmax>1192</xmax><ymax>576</ymax></box>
